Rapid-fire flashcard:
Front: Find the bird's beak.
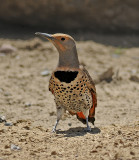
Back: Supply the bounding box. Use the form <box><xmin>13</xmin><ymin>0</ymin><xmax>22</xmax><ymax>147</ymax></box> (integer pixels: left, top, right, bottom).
<box><xmin>35</xmin><ymin>32</ymin><xmax>66</xmax><ymax>52</ymax></box>
<box><xmin>35</xmin><ymin>32</ymin><xmax>54</xmax><ymax>41</ymax></box>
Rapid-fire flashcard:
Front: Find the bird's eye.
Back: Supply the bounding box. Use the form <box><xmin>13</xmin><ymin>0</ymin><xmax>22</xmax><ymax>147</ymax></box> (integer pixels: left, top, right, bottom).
<box><xmin>61</xmin><ymin>37</ymin><xmax>65</xmax><ymax>41</ymax></box>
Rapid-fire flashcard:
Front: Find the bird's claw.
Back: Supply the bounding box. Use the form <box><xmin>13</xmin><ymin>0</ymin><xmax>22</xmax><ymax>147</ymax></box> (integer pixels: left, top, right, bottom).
<box><xmin>84</xmin><ymin>126</ymin><xmax>91</xmax><ymax>132</ymax></box>
<box><xmin>52</xmin><ymin>128</ymin><xmax>56</xmax><ymax>133</ymax></box>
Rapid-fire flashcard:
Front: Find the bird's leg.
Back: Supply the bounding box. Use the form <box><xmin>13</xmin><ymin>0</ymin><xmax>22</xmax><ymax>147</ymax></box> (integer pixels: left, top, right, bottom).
<box><xmin>83</xmin><ymin>109</ymin><xmax>91</xmax><ymax>132</ymax></box>
<box><xmin>85</xmin><ymin>117</ymin><xmax>91</xmax><ymax>131</ymax></box>
<box><xmin>52</xmin><ymin>120</ymin><xmax>59</xmax><ymax>133</ymax></box>
<box><xmin>52</xmin><ymin>106</ymin><xmax>65</xmax><ymax>132</ymax></box>
<box><xmin>93</xmin><ymin>120</ymin><xmax>96</xmax><ymax>128</ymax></box>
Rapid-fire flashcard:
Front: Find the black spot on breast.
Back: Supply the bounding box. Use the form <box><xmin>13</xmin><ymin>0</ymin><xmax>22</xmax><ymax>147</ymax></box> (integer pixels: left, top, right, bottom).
<box><xmin>54</xmin><ymin>71</ymin><xmax>78</xmax><ymax>83</ymax></box>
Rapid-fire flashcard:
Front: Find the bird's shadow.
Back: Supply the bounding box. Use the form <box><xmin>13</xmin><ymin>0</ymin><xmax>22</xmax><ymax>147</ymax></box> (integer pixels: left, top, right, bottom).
<box><xmin>56</xmin><ymin>127</ymin><xmax>101</xmax><ymax>137</ymax></box>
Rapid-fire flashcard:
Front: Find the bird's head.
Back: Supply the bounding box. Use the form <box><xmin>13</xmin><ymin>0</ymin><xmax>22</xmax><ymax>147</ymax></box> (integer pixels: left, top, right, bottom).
<box><xmin>35</xmin><ymin>32</ymin><xmax>76</xmax><ymax>52</ymax></box>
<box><xmin>35</xmin><ymin>32</ymin><xmax>79</xmax><ymax>68</ymax></box>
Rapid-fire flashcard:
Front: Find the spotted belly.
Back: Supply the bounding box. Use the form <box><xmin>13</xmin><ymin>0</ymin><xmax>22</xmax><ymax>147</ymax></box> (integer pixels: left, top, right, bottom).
<box><xmin>49</xmin><ymin>69</ymin><xmax>93</xmax><ymax>112</ymax></box>
<box><xmin>54</xmin><ymin>82</ymin><xmax>92</xmax><ymax>113</ymax></box>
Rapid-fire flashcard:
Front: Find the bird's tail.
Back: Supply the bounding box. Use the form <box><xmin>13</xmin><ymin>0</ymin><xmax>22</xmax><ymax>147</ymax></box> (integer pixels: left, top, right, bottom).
<box><xmin>76</xmin><ymin>104</ymin><xmax>95</xmax><ymax>125</ymax></box>
<box><xmin>76</xmin><ymin>92</ymin><xmax>96</xmax><ymax>125</ymax></box>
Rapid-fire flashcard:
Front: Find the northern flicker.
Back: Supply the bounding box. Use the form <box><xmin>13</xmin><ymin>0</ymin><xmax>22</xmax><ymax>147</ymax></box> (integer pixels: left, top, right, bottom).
<box><xmin>35</xmin><ymin>32</ymin><xmax>97</xmax><ymax>132</ymax></box>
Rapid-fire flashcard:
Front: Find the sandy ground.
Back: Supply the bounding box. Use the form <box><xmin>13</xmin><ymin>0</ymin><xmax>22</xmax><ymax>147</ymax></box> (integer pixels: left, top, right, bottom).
<box><xmin>0</xmin><ymin>37</ymin><xmax>139</xmax><ymax>160</ymax></box>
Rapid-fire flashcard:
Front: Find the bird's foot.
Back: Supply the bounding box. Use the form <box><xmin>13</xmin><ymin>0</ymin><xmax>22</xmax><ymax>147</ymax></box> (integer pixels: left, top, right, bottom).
<box><xmin>84</xmin><ymin>126</ymin><xmax>91</xmax><ymax>132</ymax></box>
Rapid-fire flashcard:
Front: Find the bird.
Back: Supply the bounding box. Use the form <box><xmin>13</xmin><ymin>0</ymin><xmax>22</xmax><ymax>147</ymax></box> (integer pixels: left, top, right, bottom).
<box><xmin>35</xmin><ymin>32</ymin><xmax>97</xmax><ymax>132</ymax></box>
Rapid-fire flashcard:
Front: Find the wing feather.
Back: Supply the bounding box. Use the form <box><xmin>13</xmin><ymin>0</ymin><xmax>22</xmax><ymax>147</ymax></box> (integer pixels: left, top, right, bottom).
<box><xmin>76</xmin><ymin>66</ymin><xmax>97</xmax><ymax>124</ymax></box>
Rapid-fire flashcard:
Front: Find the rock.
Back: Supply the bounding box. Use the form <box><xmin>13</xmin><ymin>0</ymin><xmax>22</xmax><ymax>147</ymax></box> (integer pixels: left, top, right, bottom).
<box><xmin>68</xmin><ymin>123</ymin><xmax>72</xmax><ymax>126</ymax></box>
<box><xmin>0</xmin><ymin>115</ymin><xmax>6</xmax><ymax>123</ymax></box>
<box><xmin>49</xmin><ymin>111</ymin><xmax>55</xmax><ymax>116</ymax></box>
<box><xmin>96</xmin><ymin>67</ymin><xmax>114</xmax><ymax>83</ymax></box>
<box><xmin>4</xmin><ymin>92</ymin><xmax>12</xmax><ymax>96</ymax></box>
<box><xmin>130</xmin><ymin>75</ymin><xmax>139</xmax><ymax>83</ymax></box>
<box><xmin>51</xmin><ymin>151</ymin><xmax>57</xmax><ymax>155</ymax></box>
<box><xmin>24</xmin><ymin>102</ymin><xmax>31</xmax><ymax>107</ymax></box>
<box><xmin>0</xmin><ymin>1</ymin><xmax>139</xmax><ymax>32</ymax></box>
<box><xmin>112</xmin><ymin>54</ymin><xmax>120</xmax><ymax>58</ymax></box>
<box><xmin>0</xmin><ymin>88</ymin><xmax>4</xmax><ymax>93</ymax></box>
<box><xmin>131</xmin><ymin>69</ymin><xmax>137</xmax><ymax>74</ymax></box>
<box><xmin>0</xmin><ymin>53</ymin><xmax>6</xmax><ymax>57</ymax></box>
<box><xmin>40</xmin><ymin>70</ymin><xmax>50</xmax><ymax>76</ymax></box>
<box><xmin>0</xmin><ymin>115</ymin><xmax>13</xmax><ymax>126</ymax></box>
<box><xmin>11</xmin><ymin>144</ymin><xmax>21</xmax><ymax>151</ymax></box>
<box><xmin>4</xmin><ymin>122</ymin><xmax>13</xmax><ymax>126</ymax></box>
<box><xmin>0</xmin><ymin>44</ymin><xmax>17</xmax><ymax>54</ymax></box>
<box><xmin>23</xmin><ymin>126</ymin><xmax>30</xmax><ymax>130</ymax></box>
<box><xmin>130</xmin><ymin>151</ymin><xmax>135</xmax><ymax>155</ymax></box>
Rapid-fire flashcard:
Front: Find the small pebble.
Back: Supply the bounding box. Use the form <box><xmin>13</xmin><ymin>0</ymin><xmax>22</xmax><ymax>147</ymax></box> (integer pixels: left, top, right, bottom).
<box><xmin>0</xmin><ymin>53</ymin><xmax>6</xmax><ymax>57</ymax></box>
<box><xmin>130</xmin><ymin>151</ymin><xmax>135</xmax><ymax>155</ymax></box>
<box><xmin>25</xmin><ymin>103</ymin><xmax>31</xmax><ymax>107</ymax></box>
<box><xmin>131</xmin><ymin>69</ymin><xmax>137</xmax><ymax>74</ymax></box>
<box><xmin>51</xmin><ymin>151</ymin><xmax>57</xmax><ymax>155</ymax></box>
<box><xmin>0</xmin><ymin>88</ymin><xmax>3</xmax><ymax>92</ymax></box>
<box><xmin>11</xmin><ymin>144</ymin><xmax>21</xmax><ymax>150</ymax></box>
<box><xmin>0</xmin><ymin>115</ymin><xmax>6</xmax><ymax>123</ymax></box>
<box><xmin>49</xmin><ymin>111</ymin><xmax>55</xmax><ymax>116</ymax></box>
<box><xmin>5</xmin><ymin>122</ymin><xmax>13</xmax><ymax>126</ymax></box>
<box><xmin>41</xmin><ymin>70</ymin><xmax>50</xmax><ymax>76</ymax></box>
<box><xmin>118</xmin><ymin>130</ymin><xmax>122</xmax><ymax>135</ymax></box>
<box><xmin>4</xmin><ymin>92</ymin><xmax>12</xmax><ymax>96</ymax></box>
<box><xmin>16</xmin><ymin>55</ymin><xmax>20</xmax><ymax>60</ymax></box>
<box><xmin>112</xmin><ymin>53</ymin><xmax>120</xmax><ymax>58</ymax></box>
<box><xmin>0</xmin><ymin>44</ymin><xmax>17</xmax><ymax>54</ymax></box>
<box><xmin>130</xmin><ymin>75</ymin><xmax>139</xmax><ymax>83</ymax></box>
<box><xmin>68</xmin><ymin>123</ymin><xmax>72</xmax><ymax>126</ymax></box>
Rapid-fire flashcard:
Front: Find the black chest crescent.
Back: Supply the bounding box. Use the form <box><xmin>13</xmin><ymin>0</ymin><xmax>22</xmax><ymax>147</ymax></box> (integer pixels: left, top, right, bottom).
<box><xmin>54</xmin><ymin>71</ymin><xmax>78</xmax><ymax>83</ymax></box>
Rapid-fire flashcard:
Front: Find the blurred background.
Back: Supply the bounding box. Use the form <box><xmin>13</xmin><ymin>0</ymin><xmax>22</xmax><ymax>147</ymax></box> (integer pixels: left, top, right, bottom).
<box><xmin>0</xmin><ymin>0</ymin><xmax>139</xmax><ymax>47</ymax></box>
<box><xmin>0</xmin><ymin>1</ymin><xmax>139</xmax><ymax>159</ymax></box>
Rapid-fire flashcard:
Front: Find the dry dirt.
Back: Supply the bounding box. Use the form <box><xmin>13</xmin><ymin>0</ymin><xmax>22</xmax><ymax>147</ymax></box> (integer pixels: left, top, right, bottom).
<box><xmin>0</xmin><ymin>37</ymin><xmax>139</xmax><ymax>160</ymax></box>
